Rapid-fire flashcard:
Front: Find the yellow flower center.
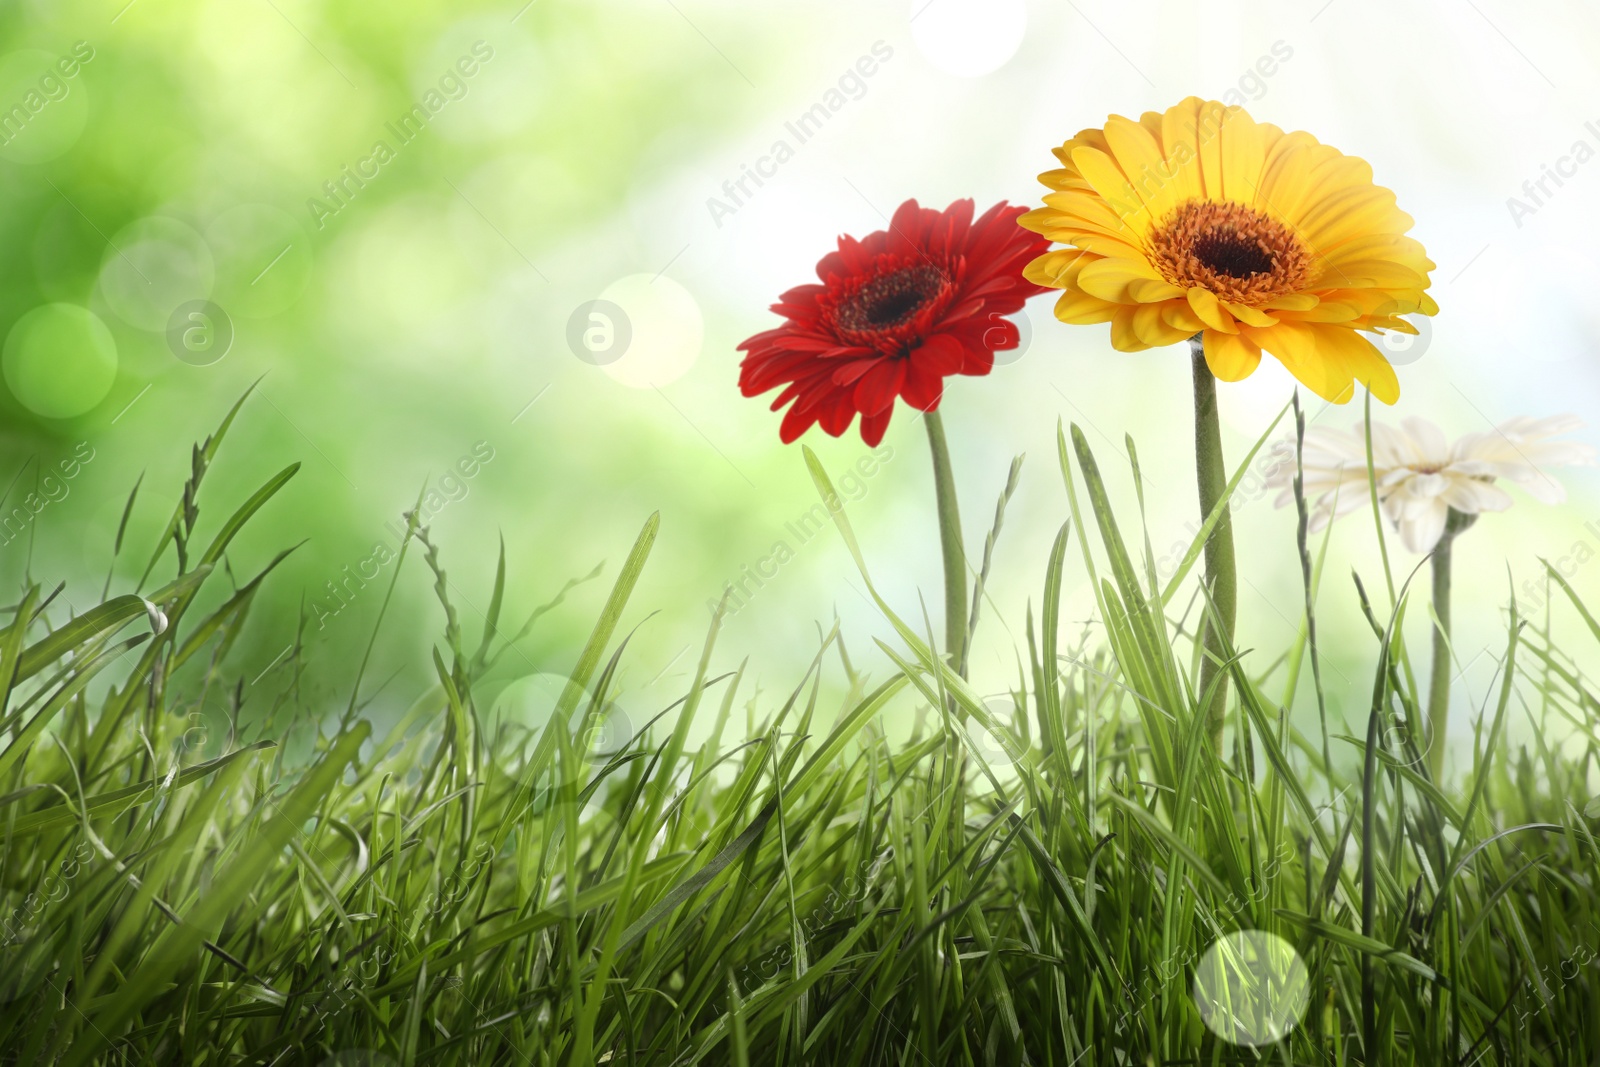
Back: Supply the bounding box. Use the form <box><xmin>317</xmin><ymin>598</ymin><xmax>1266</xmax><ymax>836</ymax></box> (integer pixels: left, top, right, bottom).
<box><xmin>1147</xmin><ymin>199</ymin><xmax>1312</xmax><ymax>306</ymax></box>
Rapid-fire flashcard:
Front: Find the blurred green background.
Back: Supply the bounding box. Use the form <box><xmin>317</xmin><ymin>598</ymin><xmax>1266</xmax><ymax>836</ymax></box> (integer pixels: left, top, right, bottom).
<box><xmin>1</xmin><ymin>0</ymin><xmax>1596</xmax><ymax>768</ymax></box>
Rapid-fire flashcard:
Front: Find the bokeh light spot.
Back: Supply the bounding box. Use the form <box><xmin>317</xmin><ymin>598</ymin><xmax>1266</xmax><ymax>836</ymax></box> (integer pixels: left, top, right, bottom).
<box><xmin>910</xmin><ymin>0</ymin><xmax>1027</xmax><ymax>78</ymax></box>
<box><xmin>1192</xmin><ymin>930</ymin><xmax>1310</xmax><ymax>1047</ymax></box>
<box><xmin>3</xmin><ymin>303</ymin><xmax>117</xmax><ymax>418</ymax></box>
<box><xmin>595</xmin><ymin>274</ymin><xmax>702</xmax><ymax>389</ymax></box>
<box><xmin>98</xmin><ymin>217</ymin><xmax>215</xmax><ymax>331</ymax></box>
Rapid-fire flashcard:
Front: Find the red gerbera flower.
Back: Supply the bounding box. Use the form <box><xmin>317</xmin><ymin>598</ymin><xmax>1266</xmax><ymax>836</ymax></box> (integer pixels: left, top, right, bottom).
<box><xmin>738</xmin><ymin>198</ymin><xmax>1050</xmax><ymax>446</ymax></box>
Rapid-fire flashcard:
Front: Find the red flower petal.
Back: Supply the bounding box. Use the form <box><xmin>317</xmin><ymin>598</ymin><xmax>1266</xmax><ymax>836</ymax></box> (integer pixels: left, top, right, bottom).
<box><xmin>853</xmin><ymin>359</ymin><xmax>906</xmax><ymax>416</ymax></box>
<box><xmin>901</xmin><ymin>360</ymin><xmax>946</xmax><ymax>411</ymax></box>
<box><xmin>830</xmin><ymin>359</ymin><xmax>879</xmax><ymax>387</ymax></box>
<box><xmin>860</xmin><ymin>408</ymin><xmax>892</xmax><ymax>446</ymax></box>
<box><xmin>738</xmin><ymin>198</ymin><xmax>1050</xmax><ymax>444</ymax></box>
<box><xmin>914</xmin><ymin>334</ymin><xmax>966</xmax><ymax>376</ymax></box>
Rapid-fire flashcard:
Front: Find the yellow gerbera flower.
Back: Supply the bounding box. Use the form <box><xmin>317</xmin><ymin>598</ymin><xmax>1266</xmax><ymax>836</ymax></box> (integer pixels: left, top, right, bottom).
<box><xmin>1020</xmin><ymin>97</ymin><xmax>1437</xmax><ymax>404</ymax></box>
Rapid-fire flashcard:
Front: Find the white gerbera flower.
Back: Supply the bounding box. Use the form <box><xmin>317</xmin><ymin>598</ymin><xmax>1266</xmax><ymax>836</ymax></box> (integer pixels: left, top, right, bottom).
<box><xmin>1266</xmin><ymin>414</ymin><xmax>1596</xmax><ymax>553</ymax></box>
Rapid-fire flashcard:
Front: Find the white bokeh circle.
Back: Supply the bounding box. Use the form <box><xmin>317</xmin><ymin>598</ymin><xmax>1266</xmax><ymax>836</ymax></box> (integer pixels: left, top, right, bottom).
<box><xmin>487</xmin><ymin>672</ymin><xmax>584</xmax><ymax>744</ymax></box>
<box><xmin>97</xmin><ymin>217</ymin><xmax>215</xmax><ymax>331</ymax></box>
<box><xmin>1192</xmin><ymin>930</ymin><xmax>1310</xmax><ymax>1047</ymax></box>
<box><xmin>487</xmin><ymin>672</ymin><xmax>631</xmax><ymax>818</ymax></box>
<box><xmin>910</xmin><ymin>0</ymin><xmax>1027</xmax><ymax>78</ymax></box>
<box><xmin>3</xmin><ymin>303</ymin><xmax>117</xmax><ymax>418</ymax></box>
<box><xmin>593</xmin><ymin>273</ymin><xmax>703</xmax><ymax>389</ymax></box>
<box><xmin>966</xmin><ymin>696</ymin><xmax>1027</xmax><ymax>796</ymax></box>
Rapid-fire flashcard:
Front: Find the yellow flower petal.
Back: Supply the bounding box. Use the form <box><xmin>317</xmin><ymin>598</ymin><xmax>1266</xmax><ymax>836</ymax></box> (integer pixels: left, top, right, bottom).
<box><xmin>1219</xmin><ymin>105</ymin><xmax>1267</xmax><ymax>205</ymax></box>
<box><xmin>1025</xmin><ymin>98</ymin><xmax>1436</xmax><ymax>378</ymax></box>
<box><xmin>1156</xmin><ymin>97</ymin><xmax>1208</xmax><ymax>204</ymax></box>
<box><xmin>1161</xmin><ymin>301</ymin><xmax>1207</xmax><ymax>334</ymax></box>
<box><xmin>1242</xmin><ymin>321</ymin><xmax>1352</xmax><ymax>403</ymax></box>
<box><xmin>1105</xmin><ymin>114</ymin><xmax>1185</xmax><ymax>229</ymax></box>
<box><xmin>1317</xmin><ymin>259</ymin><xmax>1430</xmax><ymax>290</ymax></box>
<box><xmin>1052</xmin><ymin>287</ymin><xmax>1118</xmax><ymax>325</ymax></box>
<box><xmin>1324</xmin><ymin>327</ymin><xmax>1400</xmax><ymax>404</ymax></box>
<box><xmin>1194</xmin><ymin>100</ymin><xmax>1230</xmax><ymax>200</ymax></box>
<box><xmin>1256</xmin><ymin>132</ymin><xmax>1326</xmax><ymax>223</ymax></box>
<box><xmin>1130</xmin><ymin>277</ymin><xmax>1184</xmax><ymax>303</ymax></box>
<box><xmin>1133</xmin><ymin>302</ymin><xmax>1191</xmax><ymax>347</ymax></box>
<box><xmin>1202</xmin><ymin>329</ymin><xmax>1263</xmax><ymax>381</ymax></box>
<box><xmin>1078</xmin><ymin>257</ymin><xmax>1161</xmax><ymax>303</ymax></box>
<box><xmin>1186</xmin><ymin>287</ymin><xmax>1237</xmax><ymax>333</ymax></box>
<box><xmin>1070</xmin><ymin>146</ymin><xmax>1149</xmax><ymax>235</ymax></box>
<box><xmin>1276</xmin><ymin>301</ymin><xmax>1362</xmax><ymax>324</ymax></box>
<box><xmin>1262</xmin><ymin>292</ymin><xmax>1320</xmax><ymax>311</ymax></box>
<box><xmin>1025</xmin><ymin>248</ymin><xmax>1091</xmax><ymax>288</ymax></box>
<box><xmin>1301</xmin><ymin>193</ymin><xmax>1412</xmax><ymax>257</ymax></box>
<box><xmin>1222</xmin><ymin>301</ymin><xmax>1277</xmax><ymax>328</ymax></box>
<box><xmin>1109</xmin><ymin>307</ymin><xmax>1152</xmax><ymax>351</ymax></box>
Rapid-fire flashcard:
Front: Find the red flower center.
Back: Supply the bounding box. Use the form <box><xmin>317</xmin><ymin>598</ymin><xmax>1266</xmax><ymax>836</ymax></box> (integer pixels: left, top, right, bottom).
<box><xmin>827</xmin><ymin>261</ymin><xmax>954</xmax><ymax>350</ymax></box>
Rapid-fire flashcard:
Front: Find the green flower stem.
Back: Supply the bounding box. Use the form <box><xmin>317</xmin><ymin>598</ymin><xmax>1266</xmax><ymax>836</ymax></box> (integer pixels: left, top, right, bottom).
<box><xmin>924</xmin><ymin>408</ymin><xmax>968</xmax><ymax>677</ymax></box>
<box><xmin>1426</xmin><ymin>508</ymin><xmax>1473</xmax><ymax>781</ymax></box>
<box><xmin>1190</xmin><ymin>338</ymin><xmax>1237</xmax><ymax>754</ymax></box>
<box><xmin>1426</xmin><ymin>533</ymin><xmax>1453</xmax><ymax>782</ymax></box>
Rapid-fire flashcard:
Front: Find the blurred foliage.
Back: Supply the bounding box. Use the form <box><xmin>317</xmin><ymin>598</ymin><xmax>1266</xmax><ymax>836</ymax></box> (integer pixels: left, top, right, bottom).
<box><xmin>0</xmin><ymin>0</ymin><xmax>806</xmax><ymax>723</ymax></box>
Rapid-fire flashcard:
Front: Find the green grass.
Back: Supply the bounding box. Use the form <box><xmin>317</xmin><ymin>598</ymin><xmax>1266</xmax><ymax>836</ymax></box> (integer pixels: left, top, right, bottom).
<box><xmin>1</xmin><ymin>394</ymin><xmax>1598</xmax><ymax>1066</ymax></box>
